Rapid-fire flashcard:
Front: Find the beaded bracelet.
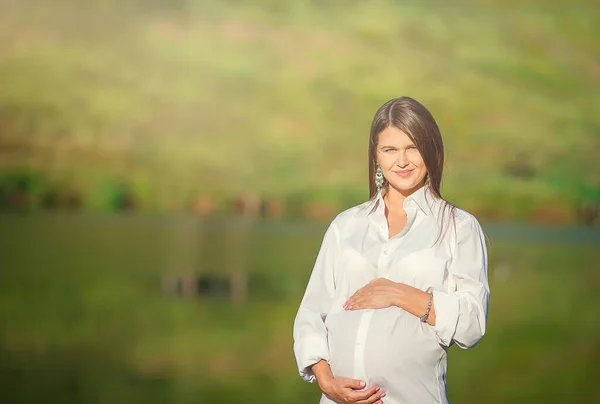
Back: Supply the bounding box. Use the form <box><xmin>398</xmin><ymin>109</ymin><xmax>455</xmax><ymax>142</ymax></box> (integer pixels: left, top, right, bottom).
<box><xmin>420</xmin><ymin>293</ymin><xmax>433</xmax><ymax>323</ymax></box>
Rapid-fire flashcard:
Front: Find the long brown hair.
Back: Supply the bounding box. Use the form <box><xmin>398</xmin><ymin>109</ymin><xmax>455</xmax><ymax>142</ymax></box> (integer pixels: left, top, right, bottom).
<box><xmin>368</xmin><ymin>96</ymin><xmax>455</xmax><ymax>239</ymax></box>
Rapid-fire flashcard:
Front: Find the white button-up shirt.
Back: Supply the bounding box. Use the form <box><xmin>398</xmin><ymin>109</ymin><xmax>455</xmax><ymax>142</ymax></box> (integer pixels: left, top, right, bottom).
<box><xmin>293</xmin><ymin>185</ymin><xmax>489</xmax><ymax>404</ymax></box>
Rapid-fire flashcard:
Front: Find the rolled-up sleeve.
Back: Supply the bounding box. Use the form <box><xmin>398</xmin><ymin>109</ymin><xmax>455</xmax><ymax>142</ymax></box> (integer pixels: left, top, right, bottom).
<box><xmin>293</xmin><ymin>222</ymin><xmax>340</xmax><ymax>382</ymax></box>
<box><xmin>433</xmin><ymin>215</ymin><xmax>489</xmax><ymax>349</ymax></box>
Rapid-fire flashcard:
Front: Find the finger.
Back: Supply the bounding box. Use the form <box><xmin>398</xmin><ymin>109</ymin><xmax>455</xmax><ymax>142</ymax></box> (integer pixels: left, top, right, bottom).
<box><xmin>348</xmin><ymin>289</ymin><xmax>365</xmax><ymax>301</ymax></box>
<box><xmin>350</xmin><ymin>385</ymin><xmax>381</xmax><ymax>401</ymax></box>
<box><xmin>352</xmin><ymin>298</ymin><xmax>383</xmax><ymax>310</ymax></box>
<box><xmin>341</xmin><ymin>378</ymin><xmax>366</xmax><ymax>390</ymax></box>
<box><xmin>344</xmin><ymin>295</ymin><xmax>363</xmax><ymax>309</ymax></box>
<box><xmin>356</xmin><ymin>393</ymin><xmax>384</xmax><ymax>404</ymax></box>
<box><xmin>344</xmin><ymin>298</ymin><xmax>361</xmax><ymax>309</ymax></box>
<box><xmin>347</xmin><ymin>289</ymin><xmax>370</xmax><ymax>303</ymax></box>
<box><xmin>356</xmin><ymin>389</ymin><xmax>385</xmax><ymax>404</ymax></box>
<box><xmin>346</xmin><ymin>298</ymin><xmax>368</xmax><ymax>310</ymax></box>
<box><xmin>354</xmin><ymin>297</ymin><xmax>370</xmax><ymax>307</ymax></box>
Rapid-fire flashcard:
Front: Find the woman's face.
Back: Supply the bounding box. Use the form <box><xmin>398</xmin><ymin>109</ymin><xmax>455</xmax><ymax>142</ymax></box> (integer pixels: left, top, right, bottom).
<box><xmin>376</xmin><ymin>126</ymin><xmax>428</xmax><ymax>194</ymax></box>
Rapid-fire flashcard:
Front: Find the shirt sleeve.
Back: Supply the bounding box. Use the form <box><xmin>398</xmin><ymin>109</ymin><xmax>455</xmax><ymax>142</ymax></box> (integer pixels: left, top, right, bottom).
<box><xmin>432</xmin><ymin>215</ymin><xmax>490</xmax><ymax>349</ymax></box>
<box><xmin>293</xmin><ymin>221</ymin><xmax>340</xmax><ymax>382</ymax></box>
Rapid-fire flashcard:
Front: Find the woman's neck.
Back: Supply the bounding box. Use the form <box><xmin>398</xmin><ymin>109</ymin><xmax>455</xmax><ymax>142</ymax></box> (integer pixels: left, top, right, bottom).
<box><xmin>383</xmin><ymin>182</ymin><xmax>425</xmax><ymax>212</ymax></box>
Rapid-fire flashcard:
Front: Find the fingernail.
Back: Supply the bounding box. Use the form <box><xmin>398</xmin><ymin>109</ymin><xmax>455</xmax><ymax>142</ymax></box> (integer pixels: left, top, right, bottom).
<box><xmin>359</xmin><ymin>381</ymin><xmax>366</xmax><ymax>388</ymax></box>
<box><xmin>375</xmin><ymin>386</ymin><xmax>380</xmax><ymax>392</ymax></box>
<box><xmin>381</xmin><ymin>392</ymin><xmax>386</xmax><ymax>397</ymax></box>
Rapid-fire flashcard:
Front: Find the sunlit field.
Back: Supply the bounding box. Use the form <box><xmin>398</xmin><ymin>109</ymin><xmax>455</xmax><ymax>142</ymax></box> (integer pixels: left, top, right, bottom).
<box><xmin>1</xmin><ymin>0</ymin><xmax>598</xmax><ymax>218</ymax></box>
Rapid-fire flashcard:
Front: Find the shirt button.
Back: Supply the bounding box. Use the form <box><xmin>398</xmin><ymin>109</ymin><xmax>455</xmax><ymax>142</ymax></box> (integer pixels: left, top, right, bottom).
<box><xmin>383</xmin><ymin>250</ymin><xmax>388</xmax><ymax>255</ymax></box>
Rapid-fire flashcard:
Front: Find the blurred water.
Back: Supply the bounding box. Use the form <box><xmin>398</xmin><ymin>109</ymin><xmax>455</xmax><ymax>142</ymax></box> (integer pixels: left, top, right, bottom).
<box><xmin>484</xmin><ymin>222</ymin><xmax>600</xmax><ymax>245</ymax></box>
<box><xmin>0</xmin><ymin>213</ymin><xmax>598</xmax><ymax>403</ymax></box>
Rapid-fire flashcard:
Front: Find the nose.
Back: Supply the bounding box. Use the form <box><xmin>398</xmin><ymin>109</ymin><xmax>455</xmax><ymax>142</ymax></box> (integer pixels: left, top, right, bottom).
<box><xmin>396</xmin><ymin>150</ymin><xmax>409</xmax><ymax>168</ymax></box>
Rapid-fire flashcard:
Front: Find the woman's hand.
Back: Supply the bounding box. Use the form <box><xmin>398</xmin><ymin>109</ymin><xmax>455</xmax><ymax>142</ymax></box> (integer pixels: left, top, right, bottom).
<box><xmin>344</xmin><ymin>278</ymin><xmax>405</xmax><ymax>310</ymax></box>
<box><xmin>312</xmin><ymin>360</ymin><xmax>385</xmax><ymax>404</ymax></box>
<box><xmin>320</xmin><ymin>377</ymin><xmax>385</xmax><ymax>404</ymax></box>
<box><xmin>344</xmin><ymin>278</ymin><xmax>437</xmax><ymax>326</ymax></box>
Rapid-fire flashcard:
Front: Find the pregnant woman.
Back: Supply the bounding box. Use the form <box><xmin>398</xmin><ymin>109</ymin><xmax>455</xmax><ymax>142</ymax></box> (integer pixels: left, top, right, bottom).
<box><xmin>293</xmin><ymin>96</ymin><xmax>489</xmax><ymax>404</ymax></box>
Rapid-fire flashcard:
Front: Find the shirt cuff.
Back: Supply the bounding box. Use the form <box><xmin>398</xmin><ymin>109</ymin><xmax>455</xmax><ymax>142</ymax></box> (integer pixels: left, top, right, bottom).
<box><xmin>432</xmin><ymin>290</ymin><xmax>459</xmax><ymax>347</ymax></box>
<box><xmin>294</xmin><ymin>334</ymin><xmax>330</xmax><ymax>383</ymax></box>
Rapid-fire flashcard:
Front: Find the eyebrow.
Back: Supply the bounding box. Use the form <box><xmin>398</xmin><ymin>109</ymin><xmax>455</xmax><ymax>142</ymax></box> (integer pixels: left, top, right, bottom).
<box><xmin>379</xmin><ymin>144</ymin><xmax>415</xmax><ymax>148</ymax></box>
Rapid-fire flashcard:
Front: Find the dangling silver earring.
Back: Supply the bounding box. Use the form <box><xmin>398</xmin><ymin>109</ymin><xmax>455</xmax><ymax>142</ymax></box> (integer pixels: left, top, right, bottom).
<box><xmin>375</xmin><ymin>165</ymin><xmax>384</xmax><ymax>192</ymax></box>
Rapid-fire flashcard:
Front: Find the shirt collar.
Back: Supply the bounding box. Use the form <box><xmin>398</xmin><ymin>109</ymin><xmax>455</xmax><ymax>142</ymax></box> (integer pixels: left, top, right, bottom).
<box><xmin>364</xmin><ymin>185</ymin><xmax>437</xmax><ymax>217</ymax></box>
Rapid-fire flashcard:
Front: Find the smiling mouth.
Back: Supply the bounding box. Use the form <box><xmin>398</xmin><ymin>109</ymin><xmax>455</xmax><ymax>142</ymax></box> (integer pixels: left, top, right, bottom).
<box><xmin>392</xmin><ymin>170</ymin><xmax>413</xmax><ymax>177</ymax></box>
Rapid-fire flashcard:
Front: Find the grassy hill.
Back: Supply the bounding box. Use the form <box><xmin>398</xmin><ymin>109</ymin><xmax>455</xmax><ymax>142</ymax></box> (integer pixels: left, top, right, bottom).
<box><xmin>1</xmin><ymin>0</ymin><xmax>599</xmax><ymax>219</ymax></box>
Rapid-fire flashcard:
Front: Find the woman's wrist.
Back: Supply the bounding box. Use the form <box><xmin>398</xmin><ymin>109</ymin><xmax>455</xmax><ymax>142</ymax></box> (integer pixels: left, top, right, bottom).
<box><xmin>311</xmin><ymin>360</ymin><xmax>334</xmax><ymax>393</ymax></box>
<box><xmin>392</xmin><ymin>282</ymin><xmax>436</xmax><ymax>325</ymax></box>
<box><xmin>317</xmin><ymin>375</ymin><xmax>333</xmax><ymax>394</ymax></box>
<box><xmin>393</xmin><ymin>282</ymin><xmax>409</xmax><ymax>308</ymax></box>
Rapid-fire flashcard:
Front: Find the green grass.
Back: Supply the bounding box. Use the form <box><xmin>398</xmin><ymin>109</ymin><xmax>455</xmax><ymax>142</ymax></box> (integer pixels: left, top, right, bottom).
<box><xmin>1</xmin><ymin>214</ymin><xmax>599</xmax><ymax>403</ymax></box>
<box><xmin>0</xmin><ymin>0</ymin><xmax>599</xmax><ymax>217</ymax></box>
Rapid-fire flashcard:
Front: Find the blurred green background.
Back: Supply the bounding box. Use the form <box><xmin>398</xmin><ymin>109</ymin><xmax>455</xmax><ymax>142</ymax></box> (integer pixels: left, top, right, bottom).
<box><xmin>1</xmin><ymin>0</ymin><xmax>599</xmax><ymax>403</ymax></box>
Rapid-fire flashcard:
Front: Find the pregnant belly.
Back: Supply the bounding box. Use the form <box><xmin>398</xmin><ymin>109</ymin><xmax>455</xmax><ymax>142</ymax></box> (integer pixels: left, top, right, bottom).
<box><xmin>326</xmin><ymin>307</ymin><xmax>444</xmax><ymax>384</ymax></box>
<box><xmin>365</xmin><ymin>308</ymin><xmax>444</xmax><ymax>384</ymax></box>
<box><xmin>325</xmin><ymin>309</ymin><xmax>362</xmax><ymax>379</ymax></box>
